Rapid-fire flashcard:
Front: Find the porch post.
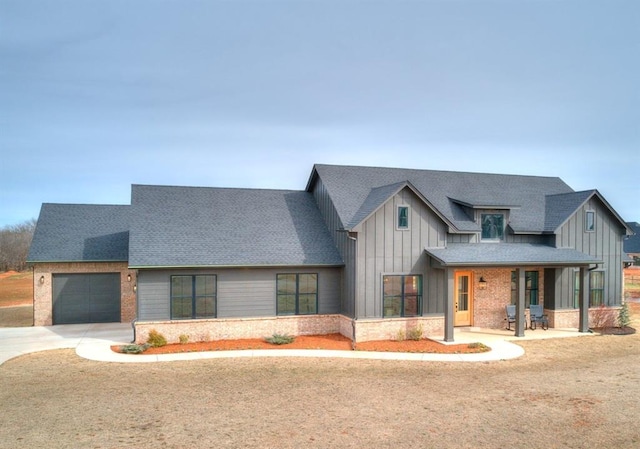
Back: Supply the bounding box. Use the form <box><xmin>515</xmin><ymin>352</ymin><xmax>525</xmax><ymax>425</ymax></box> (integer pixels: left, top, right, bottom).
<box><xmin>444</xmin><ymin>268</ymin><xmax>455</xmax><ymax>342</ymax></box>
<box><xmin>515</xmin><ymin>267</ymin><xmax>526</xmax><ymax>337</ymax></box>
<box><xmin>579</xmin><ymin>266</ymin><xmax>590</xmax><ymax>332</ymax></box>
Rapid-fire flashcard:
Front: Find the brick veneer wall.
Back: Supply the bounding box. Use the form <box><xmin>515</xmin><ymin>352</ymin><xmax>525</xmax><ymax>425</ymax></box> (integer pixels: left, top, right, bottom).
<box><xmin>353</xmin><ymin>316</ymin><xmax>444</xmax><ymax>342</ymax></box>
<box><xmin>32</xmin><ymin>262</ymin><xmax>136</xmax><ymax>326</ymax></box>
<box><xmin>471</xmin><ymin>267</ymin><xmax>545</xmax><ymax>328</ymax></box>
<box><xmin>134</xmin><ymin>314</ymin><xmax>344</xmax><ymax>344</ymax></box>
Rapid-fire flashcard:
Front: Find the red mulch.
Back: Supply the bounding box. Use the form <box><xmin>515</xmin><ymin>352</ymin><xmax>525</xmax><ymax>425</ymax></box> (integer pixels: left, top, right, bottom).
<box><xmin>113</xmin><ymin>333</ymin><xmax>490</xmax><ymax>355</ymax></box>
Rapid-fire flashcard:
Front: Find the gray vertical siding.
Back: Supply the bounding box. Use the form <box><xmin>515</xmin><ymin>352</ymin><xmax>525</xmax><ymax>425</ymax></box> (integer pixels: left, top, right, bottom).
<box><xmin>353</xmin><ymin>188</ymin><xmax>448</xmax><ymax>318</ymax></box>
<box><xmin>136</xmin><ymin>267</ymin><xmax>342</xmax><ymax>321</ymax></box>
<box><xmin>310</xmin><ymin>176</ymin><xmax>355</xmax><ymax>317</ymax></box>
<box><xmin>554</xmin><ymin>197</ymin><xmax>626</xmax><ymax>307</ymax></box>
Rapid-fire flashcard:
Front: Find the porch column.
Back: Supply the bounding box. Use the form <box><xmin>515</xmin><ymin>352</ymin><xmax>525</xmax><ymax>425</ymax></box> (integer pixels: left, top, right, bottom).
<box><xmin>579</xmin><ymin>266</ymin><xmax>590</xmax><ymax>332</ymax></box>
<box><xmin>515</xmin><ymin>267</ymin><xmax>526</xmax><ymax>337</ymax></box>
<box><xmin>444</xmin><ymin>268</ymin><xmax>455</xmax><ymax>342</ymax></box>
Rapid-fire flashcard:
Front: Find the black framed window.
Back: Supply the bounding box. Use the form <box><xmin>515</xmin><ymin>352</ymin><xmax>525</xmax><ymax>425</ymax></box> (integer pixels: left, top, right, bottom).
<box><xmin>171</xmin><ymin>275</ymin><xmax>216</xmax><ymax>319</ymax></box>
<box><xmin>585</xmin><ymin>211</ymin><xmax>596</xmax><ymax>232</ymax></box>
<box><xmin>481</xmin><ymin>214</ymin><xmax>504</xmax><ymax>240</ymax></box>
<box><xmin>277</xmin><ymin>273</ymin><xmax>318</xmax><ymax>315</ymax></box>
<box><xmin>383</xmin><ymin>275</ymin><xmax>422</xmax><ymax>317</ymax></box>
<box><xmin>510</xmin><ymin>271</ymin><xmax>539</xmax><ymax>307</ymax></box>
<box><xmin>589</xmin><ymin>271</ymin><xmax>604</xmax><ymax>307</ymax></box>
<box><xmin>397</xmin><ymin>206</ymin><xmax>409</xmax><ymax>230</ymax></box>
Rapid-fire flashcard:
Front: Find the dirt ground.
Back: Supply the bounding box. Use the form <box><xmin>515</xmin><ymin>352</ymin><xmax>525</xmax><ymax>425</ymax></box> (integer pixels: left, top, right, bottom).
<box><xmin>1</xmin><ymin>304</ymin><xmax>639</xmax><ymax>449</ymax></box>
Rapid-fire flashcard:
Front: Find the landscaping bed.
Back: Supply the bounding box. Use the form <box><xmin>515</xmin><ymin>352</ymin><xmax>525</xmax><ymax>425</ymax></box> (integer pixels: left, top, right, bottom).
<box><xmin>112</xmin><ymin>333</ymin><xmax>490</xmax><ymax>355</ymax></box>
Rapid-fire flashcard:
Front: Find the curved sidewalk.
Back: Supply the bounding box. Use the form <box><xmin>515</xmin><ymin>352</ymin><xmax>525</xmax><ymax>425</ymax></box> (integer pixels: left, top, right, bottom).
<box><xmin>1</xmin><ymin>322</ymin><xmax>595</xmax><ymax>366</ymax></box>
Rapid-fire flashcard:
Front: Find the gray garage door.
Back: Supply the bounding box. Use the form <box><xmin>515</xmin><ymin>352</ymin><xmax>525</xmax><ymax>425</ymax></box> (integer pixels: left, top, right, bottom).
<box><xmin>53</xmin><ymin>273</ymin><xmax>121</xmax><ymax>324</ymax></box>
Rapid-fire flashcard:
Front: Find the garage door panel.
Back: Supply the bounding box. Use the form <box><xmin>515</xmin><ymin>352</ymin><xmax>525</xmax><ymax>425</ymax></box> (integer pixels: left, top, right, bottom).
<box><xmin>53</xmin><ymin>273</ymin><xmax>121</xmax><ymax>324</ymax></box>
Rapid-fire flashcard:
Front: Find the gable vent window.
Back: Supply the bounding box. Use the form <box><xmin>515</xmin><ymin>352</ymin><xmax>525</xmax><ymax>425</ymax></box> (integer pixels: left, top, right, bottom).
<box><xmin>397</xmin><ymin>206</ymin><xmax>409</xmax><ymax>230</ymax></box>
<box><xmin>585</xmin><ymin>210</ymin><xmax>595</xmax><ymax>232</ymax></box>
<box><xmin>481</xmin><ymin>214</ymin><xmax>504</xmax><ymax>241</ymax></box>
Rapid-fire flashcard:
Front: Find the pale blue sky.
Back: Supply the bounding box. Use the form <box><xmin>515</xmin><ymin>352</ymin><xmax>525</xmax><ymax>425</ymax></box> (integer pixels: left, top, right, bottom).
<box><xmin>1</xmin><ymin>0</ymin><xmax>638</xmax><ymax>226</ymax></box>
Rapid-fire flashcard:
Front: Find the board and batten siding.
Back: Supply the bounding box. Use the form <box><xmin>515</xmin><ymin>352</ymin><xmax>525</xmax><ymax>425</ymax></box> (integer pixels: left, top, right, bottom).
<box><xmin>310</xmin><ymin>176</ymin><xmax>356</xmax><ymax>317</ymax></box>
<box><xmin>351</xmin><ymin>188</ymin><xmax>447</xmax><ymax>318</ymax></box>
<box><xmin>136</xmin><ymin>267</ymin><xmax>342</xmax><ymax>321</ymax></box>
<box><xmin>553</xmin><ymin>197</ymin><xmax>626</xmax><ymax>307</ymax></box>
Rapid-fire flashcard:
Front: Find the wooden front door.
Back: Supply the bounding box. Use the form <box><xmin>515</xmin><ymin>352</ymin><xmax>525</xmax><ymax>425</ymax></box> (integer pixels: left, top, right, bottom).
<box><xmin>454</xmin><ymin>271</ymin><xmax>473</xmax><ymax>326</ymax></box>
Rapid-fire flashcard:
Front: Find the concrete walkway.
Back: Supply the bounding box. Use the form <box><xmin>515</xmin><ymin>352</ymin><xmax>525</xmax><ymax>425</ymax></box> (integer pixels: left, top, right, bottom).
<box><xmin>0</xmin><ymin>323</ymin><xmax>596</xmax><ymax>366</ymax></box>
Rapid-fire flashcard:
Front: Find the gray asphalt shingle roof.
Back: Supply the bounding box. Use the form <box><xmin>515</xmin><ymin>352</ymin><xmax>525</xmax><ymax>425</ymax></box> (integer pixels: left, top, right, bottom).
<box><xmin>625</xmin><ymin>222</ymin><xmax>640</xmax><ymax>254</ymax></box>
<box><xmin>311</xmin><ymin>164</ymin><xmax>575</xmax><ymax>233</ymax></box>
<box><xmin>27</xmin><ymin>204</ymin><xmax>130</xmax><ymax>262</ymax></box>
<box><xmin>426</xmin><ymin>243</ymin><xmax>602</xmax><ymax>267</ymax></box>
<box><xmin>129</xmin><ymin>185</ymin><xmax>344</xmax><ymax>267</ymax></box>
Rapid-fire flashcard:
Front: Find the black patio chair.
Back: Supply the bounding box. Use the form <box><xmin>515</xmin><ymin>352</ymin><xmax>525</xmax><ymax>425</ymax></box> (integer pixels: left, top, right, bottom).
<box><xmin>505</xmin><ymin>305</ymin><xmax>516</xmax><ymax>330</ymax></box>
<box><xmin>529</xmin><ymin>304</ymin><xmax>549</xmax><ymax>330</ymax></box>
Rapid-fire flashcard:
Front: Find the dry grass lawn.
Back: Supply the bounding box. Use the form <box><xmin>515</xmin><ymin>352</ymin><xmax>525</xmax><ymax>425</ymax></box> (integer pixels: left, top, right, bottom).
<box><xmin>1</xmin><ymin>303</ymin><xmax>639</xmax><ymax>449</ymax></box>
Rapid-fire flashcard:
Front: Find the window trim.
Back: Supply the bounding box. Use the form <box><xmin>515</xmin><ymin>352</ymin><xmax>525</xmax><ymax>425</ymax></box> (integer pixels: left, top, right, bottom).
<box><xmin>585</xmin><ymin>210</ymin><xmax>596</xmax><ymax>232</ymax></box>
<box><xmin>276</xmin><ymin>273</ymin><xmax>319</xmax><ymax>316</ymax></box>
<box><xmin>397</xmin><ymin>205</ymin><xmax>410</xmax><ymax>230</ymax></box>
<box><xmin>382</xmin><ymin>274</ymin><xmax>423</xmax><ymax>318</ymax></box>
<box><xmin>170</xmin><ymin>274</ymin><xmax>217</xmax><ymax>320</ymax></box>
<box><xmin>589</xmin><ymin>271</ymin><xmax>605</xmax><ymax>307</ymax></box>
<box><xmin>481</xmin><ymin>213</ymin><xmax>505</xmax><ymax>241</ymax></box>
<box><xmin>510</xmin><ymin>270</ymin><xmax>539</xmax><ymax>308</ymax></box>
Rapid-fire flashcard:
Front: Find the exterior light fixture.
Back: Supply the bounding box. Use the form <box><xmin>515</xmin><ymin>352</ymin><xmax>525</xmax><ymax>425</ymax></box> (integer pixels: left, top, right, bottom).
<box><xmin>478</xmin><ymin>277</ymin><xmax>487</xmax><ymax>289</ymax></box>
<box><xmin>39</xmin><ymin>275</ymin><xmax>45</xmax><ymax>285</ymax></box>
<box><xmin>127</xmin><ymin>274</ymin><xmax>131</xmax><ymax>282</ymax></box>
<box><xmin>133</xmin><ymin>284</ymin><xmax>137</xmax><ymax>293</ymax></box>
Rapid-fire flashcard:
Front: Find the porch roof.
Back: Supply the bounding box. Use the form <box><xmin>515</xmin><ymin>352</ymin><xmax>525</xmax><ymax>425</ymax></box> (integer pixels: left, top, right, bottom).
<box><xmin>425</xmin><ymin>243</ymin><xmax>602</xmax><ymax>267</ymax></box>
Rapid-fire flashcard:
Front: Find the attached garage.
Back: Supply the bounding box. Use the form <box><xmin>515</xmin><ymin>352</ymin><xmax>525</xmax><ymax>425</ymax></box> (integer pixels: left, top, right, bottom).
<box><xmin>53</xmin><ymin>273</ymin><xmax>121</xmax><ymax>324</ymax></box>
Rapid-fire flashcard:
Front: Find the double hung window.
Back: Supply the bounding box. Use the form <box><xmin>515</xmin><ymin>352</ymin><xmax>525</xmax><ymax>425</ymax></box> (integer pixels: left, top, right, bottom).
<box><xmin>383</xmin><ymin>275</ymin><xmax>422</xmax><ymax>317</ymax></box>
<box><xmin>171</xmin><ymin>275</ymin><xmax>216</xmax><ymax>319</ymax></box>
<box><xmin>510</xmin><ymin>271</ymin><xmax>539</xmax><ymax>308</ymax></box>
<box><xmin>277</xmin><ymin>273</ymin><xmax>318</xmax><ymax>315</ymax></box>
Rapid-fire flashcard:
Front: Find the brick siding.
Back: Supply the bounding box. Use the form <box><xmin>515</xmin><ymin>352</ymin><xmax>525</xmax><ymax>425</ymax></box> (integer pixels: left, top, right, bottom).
<box><xmin>32</xmin><ymin>262</ymin><xmax>136</xmax><ymax>326</ymax></box>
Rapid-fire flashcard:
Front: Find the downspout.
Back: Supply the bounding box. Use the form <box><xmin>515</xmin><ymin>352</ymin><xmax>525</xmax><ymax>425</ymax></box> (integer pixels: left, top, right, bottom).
<box><xmin>347</xmin><ymin>232</ymin><xmax>358</xmax><ymax>350</ymax></box>
<box><xmin>131</xmin><ymin>269</ymin><xmax>138</xmax><ymax>343</ymax></box>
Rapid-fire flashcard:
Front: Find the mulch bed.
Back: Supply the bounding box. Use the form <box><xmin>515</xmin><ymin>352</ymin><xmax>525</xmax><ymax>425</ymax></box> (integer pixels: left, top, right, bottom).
<box><xmin>593</xmin><ymin>326</ymin><xmax>636</xmax><ymax>335</ymax></box>
<box><xmin>113</xmin><ymin>333</ymin><xmax>490</xmax><ymax>355</ymax></box>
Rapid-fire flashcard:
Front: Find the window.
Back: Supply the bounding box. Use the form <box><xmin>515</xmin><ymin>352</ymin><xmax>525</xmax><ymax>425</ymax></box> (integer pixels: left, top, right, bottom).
<box><xmin>481</xmin><ymin>214</ymin><xmax>504</xmax><ymax>240</ymax></box>
<box><xmin>510</xmin><ymin>271</ymin><xmax>539</xmax><ymax>307</ymax></box>
<box><xmin>383</xmin><ymin>275</ymin><xmax>422</xmax><ymax>317</ymax></box>
<box><xmin>585</xmin><ymin>211</ymin><xmax>595</xmax><ymax>232</ymax></box>
<box><xmin>589</xmin><ymin>271</ymin><xmax>604</xmax><ymax>307</ymax></box>
<box><xmin>397</xmin><ymin>206</ymin><xmax>409</xmax><ymax>230</ymax></box>
<box><xmin>171</xmin><ymin>275</ymin><xmax>216</xmax><ymax>319</ymax></box>
<box><xmin>277</xmin><ymin>273</ymin><xmax>318</xmax><ymax>315</ymax></box>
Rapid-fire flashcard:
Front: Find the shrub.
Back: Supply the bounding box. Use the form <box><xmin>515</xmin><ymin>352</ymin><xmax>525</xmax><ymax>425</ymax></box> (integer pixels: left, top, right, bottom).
<box><xmin>395</xmin><ymin>329</ymin><xmax>406</xmax><ymax>341</ymax></box>
<box><xmin>120</xmin><ymin>344</ymin><xmax>150</xmax><ymax>354</ymax></box>
<box><xmin>179</xmin><ymin>334</ymin><xmax>190</xmax><ymax>345</ymax></box>
<box><xmin>147</xmin><ymin>329</ymin><xmax>167</xmax><ymax>347</ymax></box>
<box><xmin>618</xmin><ymin>302</ymin><xmax>631</xmax><ymax>328</ymax></box>
<box><xmin>265</xmin><ymin>333</ymin><xmax>295</xmax><ymax>345</ymax></box>
<box><xmin>407</xmin><ymin>324</ymin><xmax>424</xmax><ymax>341</ymax></box>
<box><xmin>590</xmin><ymin>304</ymin><xmax>616</xmax><ymax>330</ymax></box>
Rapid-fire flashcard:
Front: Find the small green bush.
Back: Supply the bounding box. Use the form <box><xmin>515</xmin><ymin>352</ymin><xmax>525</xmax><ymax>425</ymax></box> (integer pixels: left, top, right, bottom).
<box><xmin>265</xmin><ymin>333</ymin><xmax>295</xmax><ymax>345</ymax></box>
<box><xmin>147</xmin><ymin>329</ymin><xmax>167</xmax><ymax>348</ymax></box>
<box><xmin>179</xmin><ymin>334</ymin><xmax>190</xmax><ymax>345</ymax></box>
<box><xmin>467</xmin><ymin>342</ymin><xmax>490</xmax><ymax>351</ymax></box>
<box><xmin>120</xmin><ymin>344</ymin><xmax>150</xmax><ymax>354</ymax></box>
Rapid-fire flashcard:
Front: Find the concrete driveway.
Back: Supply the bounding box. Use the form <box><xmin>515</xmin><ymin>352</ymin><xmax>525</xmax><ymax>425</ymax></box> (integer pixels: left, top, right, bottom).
<box><xmin>0</xmin><ymin>322</ymin><xmax>133</xmax><ymax>365</ymax></box>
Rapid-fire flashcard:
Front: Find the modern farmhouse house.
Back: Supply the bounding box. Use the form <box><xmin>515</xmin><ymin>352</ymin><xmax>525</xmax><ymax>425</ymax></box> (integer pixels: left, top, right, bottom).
<box><xmin>28</xmin><ymin>164</ymin><xmax>632</xmax><ymax>343</ymax></box>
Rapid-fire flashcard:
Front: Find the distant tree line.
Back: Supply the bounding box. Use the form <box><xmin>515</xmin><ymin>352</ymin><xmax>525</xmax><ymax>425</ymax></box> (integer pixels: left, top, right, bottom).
<box><xmin>0</xmin><ymin>219</ymin><xmax>37</xmax><ymax>272</ymax></box>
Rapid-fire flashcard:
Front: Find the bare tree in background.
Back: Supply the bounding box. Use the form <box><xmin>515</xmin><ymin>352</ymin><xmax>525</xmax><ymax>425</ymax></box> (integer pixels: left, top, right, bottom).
<box><xmin>0</xmin><ymin>219</ymin><xmax>37</xmax><ymax>272</ymax></box>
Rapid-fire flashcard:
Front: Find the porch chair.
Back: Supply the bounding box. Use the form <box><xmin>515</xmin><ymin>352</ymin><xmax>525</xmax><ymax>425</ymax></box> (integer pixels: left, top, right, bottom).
<box><xmin>505</xmin><ymin>305</ymin><xmax>516</xmax><ymax>330</ymax></box>
<box><xmin>529</xmin><ymin>304</ymin><xmax>549</xmax><ymax>330</ymax></box>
